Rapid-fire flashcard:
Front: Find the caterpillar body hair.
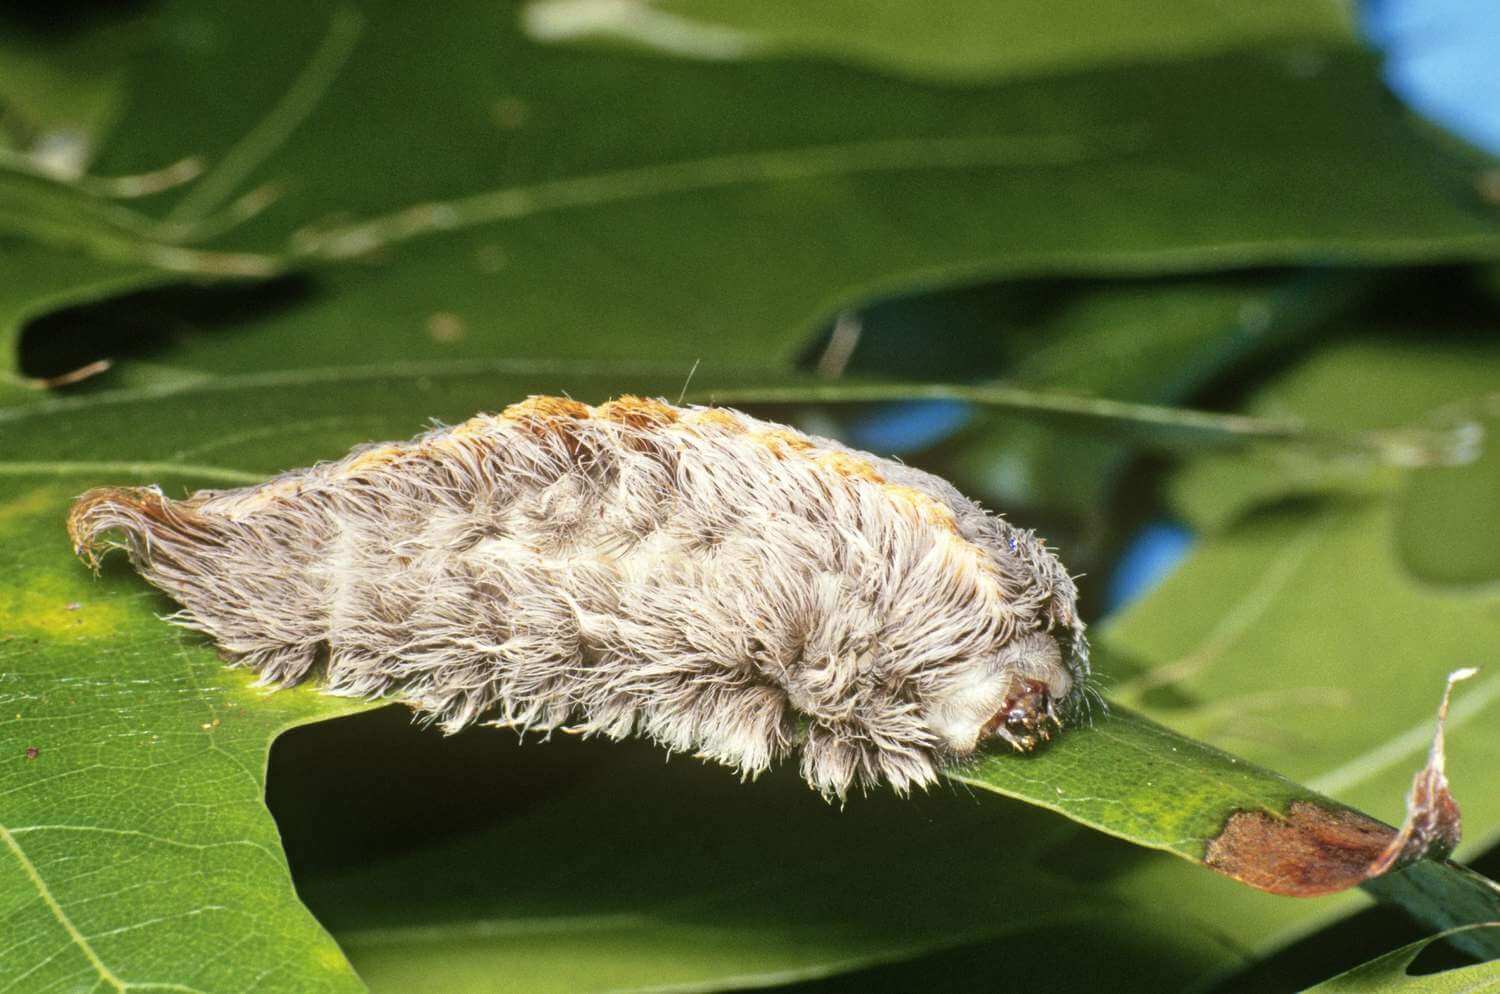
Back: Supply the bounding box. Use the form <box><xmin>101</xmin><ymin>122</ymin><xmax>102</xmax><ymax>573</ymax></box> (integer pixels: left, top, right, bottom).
<box><xmin>68</xmin><ymin>395</ymin><xmax>1089</xmax><ymax>799</ymax></box>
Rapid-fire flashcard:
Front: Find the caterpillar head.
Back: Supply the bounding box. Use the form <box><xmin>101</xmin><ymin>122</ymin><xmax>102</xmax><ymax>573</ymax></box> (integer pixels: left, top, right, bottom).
<box><xmin>921</xmin><ymin>627</ymin><xmax>1087</xmax><ymax>756</ymax></box>
<box><xmin>916</xmin><ymin>520</ymin><xmax>1091</xmax><ymax>759</ymax></box>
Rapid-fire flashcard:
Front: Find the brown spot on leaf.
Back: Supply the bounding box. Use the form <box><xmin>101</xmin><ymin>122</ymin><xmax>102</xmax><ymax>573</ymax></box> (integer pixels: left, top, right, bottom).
<box><xmin>1205</xmin><ymin>801</ymin><xmax>1397</xmax><ymax>896</ymax></box>
<box><xmin>1205</xmin><ymin>668</ymin><xmax>1473</xmax><ymax>897</ymax></box>
<box><xmin>24</xmin><ymin>747</ymin><xmax>39</xmax><ymax>760</ymax></box>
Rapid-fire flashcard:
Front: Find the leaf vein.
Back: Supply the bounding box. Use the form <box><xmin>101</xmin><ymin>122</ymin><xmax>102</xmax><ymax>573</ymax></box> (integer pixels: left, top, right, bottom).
<box><xmin>0</xmin><ymin>823</ymin><xmax>127</xmax><ymax>993</ymax></box>
<box><xmin>292</xmin><ymin>128</ymin><xmax>1142</xmax><ymax>261</ymax></box>
<box><xmin>9</xmin><ymin>824</ymin><xmax>277</xmax><ymax>861</ymax></box>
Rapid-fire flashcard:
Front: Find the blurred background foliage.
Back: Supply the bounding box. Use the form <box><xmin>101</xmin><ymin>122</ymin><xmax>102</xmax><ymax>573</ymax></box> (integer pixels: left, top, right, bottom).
<box><xmin>2</xmin><ymin>1</ymin><xmax>1499</xmax><ymax>992</ymax></box>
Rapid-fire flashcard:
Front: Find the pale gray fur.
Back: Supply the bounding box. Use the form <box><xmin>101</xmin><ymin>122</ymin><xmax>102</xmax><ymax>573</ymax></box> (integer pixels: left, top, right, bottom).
<box><xmin>69</xmin><ymin>399</ymin><xmax>1088</xmax><ymax>799</ymax></box>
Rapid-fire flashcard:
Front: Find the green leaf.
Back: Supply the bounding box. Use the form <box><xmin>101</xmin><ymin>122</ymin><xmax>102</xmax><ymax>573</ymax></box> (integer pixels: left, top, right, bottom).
<box><xmin>1303</xmin><ymin>925</ymin><xmax>1500</xmax><ymax>992</ymax></box>
<box><xmin>5</xmin><ymin>362</ymin><xmax>1498</xmax><ymax>991</ymax></box>
<box><xmin>1133</xmin><ymin>342</ymin><xmax>1500</xmax><ymax>851</ymax></box>
<box><xmin>1102</xmin><ymin>338</ymin><xmax>1500</xmax><ymax>950</ymax></box>
<box><xmin>7</xmin><ymin>3</ymin><xmax>1500</xmax><ymax>988</ymax></box>
<box><xmin>1171</xmin><ymin>336</ymin><xmax>1500</xmax><ymax>546</ymax></box>
<box><xmin>283</xmin><ymin>703</ymin><xmax>1496</xmax><ymax>994</ymax></box>
<box><xmin>520</xmin><ymin>0</ymin><xmax>1354</xmax><ymax>81</ymax></box>
<box><xmin>953</xmin><ymin>702</ymin><xmax>1500</xmax><ymax>954</ymax></box>
<box><xmin>0</xmin><ymin>482</ymin><xmax>368</xmax><ymax>993</ymax></box>
<box><xmin>932</xmin><ymin>270</ymin><xmax>1374</xmax><ymax>521</ymax></box>
<box><xmin>1109</xmin><ymin>500</ymin><xmax>1500</xmax><ymax>844</ymax></box>
<box><xmin>292</xmin><ymin>727</ymin><xmax>1253</xmax><ymax>994</ymax></box>
<box><xmin>1166</xmin><ymin>333</ymin><xmax>1500</xmax><ymax>588</ymax></box>
<box><xmin>1397</xmin><ymin>406</ymin><xmax>1500</xmax><ymax>587</ymax></box>
<box><xmin>0</xmin><ymin>244</ymin><xmax>168</xmax><ymax>400</ymax></box>
<box><xmin>0</xmin><ymin>368</ymin><xmax>662</xmax><ymax>993</ymax></box>
<box><xmin>7</xmin><ymin>0</ymin><xmax>1500</xmax><ymax>398</ymax></box>
<box><xmin>0</xmin><ymin>11</ymin><xmax>138</xmax><ymax>152</ymax></box>
<box><xmin>704</xmin><ymin>369</ymin><xmax>1471</xmax><ymax>466</ymax></box>
<box><xmin>949</xmin><ymin>704</ymin><xmax>1357</xmax><ymax>863</ymax></box>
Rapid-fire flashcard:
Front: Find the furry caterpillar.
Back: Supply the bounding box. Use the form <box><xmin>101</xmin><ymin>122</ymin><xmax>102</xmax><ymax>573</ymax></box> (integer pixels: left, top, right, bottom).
<box><xmin>68</xmin><ymin>395</ymin><xmax>1089</xmax><ymax>798</ymax></box>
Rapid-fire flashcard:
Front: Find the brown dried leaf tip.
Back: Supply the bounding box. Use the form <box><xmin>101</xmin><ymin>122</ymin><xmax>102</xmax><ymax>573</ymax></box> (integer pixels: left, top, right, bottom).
<box><xmin>1205</xmin><ymin>668</ymin><xmax>1476</xmax><ymax>897</ymax></box>
<box><xmin>1369</xmin><ymin>666</ymin><xmax>1475</xmax><ymax>874</ymax></box>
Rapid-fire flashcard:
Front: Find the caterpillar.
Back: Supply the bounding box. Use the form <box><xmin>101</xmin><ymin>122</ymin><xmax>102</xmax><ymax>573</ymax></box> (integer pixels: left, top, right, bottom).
<box><xmin>68</xmin><ymin>395</ymin><xmax>1089</xmax><ymax>799</ymax></box>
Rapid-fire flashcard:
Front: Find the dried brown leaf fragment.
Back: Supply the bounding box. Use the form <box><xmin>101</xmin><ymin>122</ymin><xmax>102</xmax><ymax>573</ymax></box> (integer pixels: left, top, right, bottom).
<box><xmin>1205</xmin><ymin>668</ymin><xmax>1475</xmax><ymax>896</ymax></box>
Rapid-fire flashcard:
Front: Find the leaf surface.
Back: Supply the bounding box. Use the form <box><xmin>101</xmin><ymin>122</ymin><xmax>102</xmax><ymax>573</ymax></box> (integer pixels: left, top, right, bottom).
<box><xmin>1304</xmin><ymin>925</ymin><xmax>1500</xmax><ymax>992</ymax></box>
<box><xmin>6</xmin><ymin>0</ymin><xmax>1500</xmax><ymax>402</ymax></box>
<box><xmin>0</xmin><ymin>481</ymin><xmax>368</xmax><ymax>993</ymax></box>
<box><xmin>5</xmin><ymin>363</ymin><xmax>1499</xmax><ymax>991</ymax></box>
<box><xmin>519</xmin><ymin>0</ymin><xmax>1354</xmax><ymax>81</ymax></box>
